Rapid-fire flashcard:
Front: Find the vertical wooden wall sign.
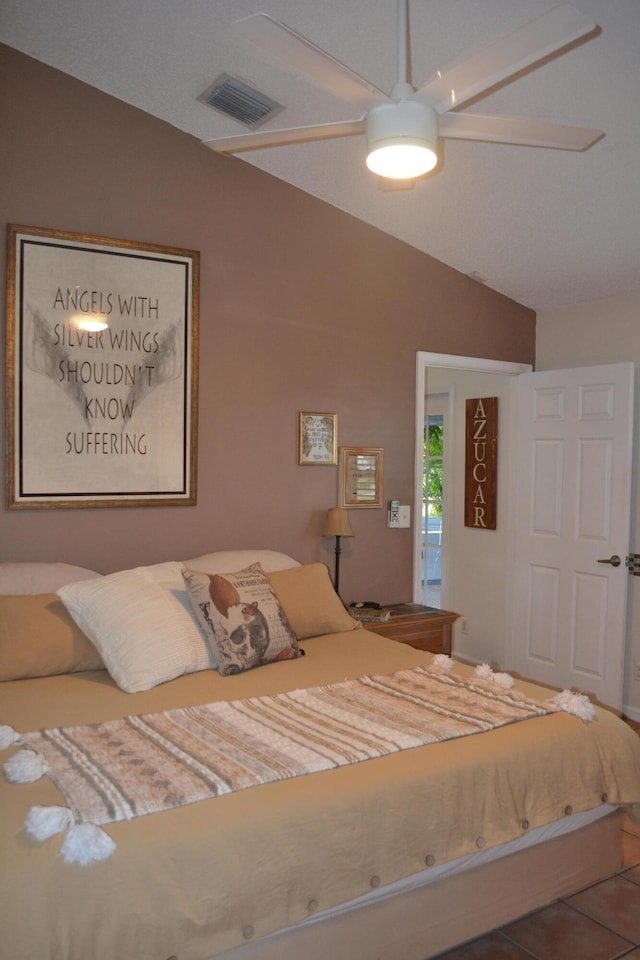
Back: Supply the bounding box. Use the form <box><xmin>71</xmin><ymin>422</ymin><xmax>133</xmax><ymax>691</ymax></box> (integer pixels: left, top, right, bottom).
<box><xmin>464</xmin><ymin>397</ymin><xmax>498</xmax><ymax>529</ymax></box>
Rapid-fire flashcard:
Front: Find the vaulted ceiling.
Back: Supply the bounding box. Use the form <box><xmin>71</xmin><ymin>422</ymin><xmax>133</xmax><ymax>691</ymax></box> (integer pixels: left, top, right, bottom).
<box><xmin>2</xmin><ymin>0</ymin><xmax>639</xmax><ymax>310</ymax></box>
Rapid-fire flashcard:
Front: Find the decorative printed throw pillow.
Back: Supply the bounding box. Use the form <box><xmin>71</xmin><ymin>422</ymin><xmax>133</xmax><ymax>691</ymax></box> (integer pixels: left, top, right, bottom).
<box><xmin>182</xmin><ymin>563</ymin><xmax>303</xmax><ymax>676</ymax></box>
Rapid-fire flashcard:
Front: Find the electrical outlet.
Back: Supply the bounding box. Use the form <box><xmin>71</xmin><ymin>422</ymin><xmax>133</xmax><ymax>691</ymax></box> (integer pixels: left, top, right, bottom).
<box><xmin>635</xmin><ymin>660</ymin><xmax>640</xmax><ymax>682</ymax></box>
<box><xmin>460</xmin><ymin>619</ymin><xmax>469</xmax><ymax>636</ymax></box>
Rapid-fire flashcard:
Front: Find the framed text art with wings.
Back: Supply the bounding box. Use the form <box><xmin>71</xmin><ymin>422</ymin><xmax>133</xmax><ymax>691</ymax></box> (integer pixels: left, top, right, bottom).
<box><xmin>298</xmin><ymin>412</ymin><xmax>337</xmax><ymax>465</ymax></box>
<box><xmin>5</xmin><ymin>224</ymin><xmax>199</xmax><ymax>508</ymax></box>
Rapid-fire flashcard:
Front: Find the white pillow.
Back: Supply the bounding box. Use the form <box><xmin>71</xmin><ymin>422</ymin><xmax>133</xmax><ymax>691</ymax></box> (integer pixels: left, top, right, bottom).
<box><xmin>0</xmin><ymin>562</ymin><xmax>102</xmax><ymax>595</ymax></box>
<box><xmin>136</xmin><ymin>560</ymin><xmax>216</xmax><ymax>669</ymax></box>
<box><xmin>184</xmin><ymin>550</ymin><xmax>300</xmax><ymax>574</ymax></box>
<box><xmin>58</xmin><ymin>569</ymin><xmax>214</xmax><ymax>693</ymax></box>
<box><xmin>140</xmin><ymin>560</ymin><xmax>188</xmax><ymax>586</ymax></box>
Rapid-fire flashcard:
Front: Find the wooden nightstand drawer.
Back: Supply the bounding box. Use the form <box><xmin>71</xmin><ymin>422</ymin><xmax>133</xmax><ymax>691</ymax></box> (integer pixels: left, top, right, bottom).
<box><xmin>362</xmin><ymin>605</ymin><xmax>459</xmax><ymax>655</ymax></box>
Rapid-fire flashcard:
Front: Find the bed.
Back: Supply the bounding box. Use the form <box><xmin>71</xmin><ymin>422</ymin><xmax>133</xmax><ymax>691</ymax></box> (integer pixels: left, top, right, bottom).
<box><xmin>1</xmin><ymin>550</ymin><xmax>639</xmax><ymax>960</ymax></box>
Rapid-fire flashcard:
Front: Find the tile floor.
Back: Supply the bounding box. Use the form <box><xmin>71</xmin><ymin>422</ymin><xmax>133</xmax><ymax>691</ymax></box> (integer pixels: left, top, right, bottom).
<box><xmin>433</xmin><ymin>718</ymin><xmax>640</xmax><ymax>960</ymax></box>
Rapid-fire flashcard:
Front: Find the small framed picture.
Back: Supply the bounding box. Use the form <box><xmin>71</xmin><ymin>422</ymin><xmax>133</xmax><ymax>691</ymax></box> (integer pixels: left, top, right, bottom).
<box><xmin>298</xmin><ymin>412</ymin><xmax>337</xmax><ymax>465</ymax></box>
<box><xmin>339</xmin><ymin>446</ymin><xmax>384</xmax><ymax>508</ymax></box>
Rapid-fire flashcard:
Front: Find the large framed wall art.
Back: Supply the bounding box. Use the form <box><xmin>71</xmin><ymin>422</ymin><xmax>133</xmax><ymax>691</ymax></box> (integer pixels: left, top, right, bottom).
<box><xmin>6</xmin><ymin>224</ymin><xmax>199</xmax><ymax>508</ymax></box>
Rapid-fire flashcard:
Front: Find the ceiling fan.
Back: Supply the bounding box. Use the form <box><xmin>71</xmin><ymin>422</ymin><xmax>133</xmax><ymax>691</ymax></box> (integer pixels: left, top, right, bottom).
<box><xmin>203</xmin><ymin>2</ymin><xmax>603</xmax><ymax>179</ymax></box>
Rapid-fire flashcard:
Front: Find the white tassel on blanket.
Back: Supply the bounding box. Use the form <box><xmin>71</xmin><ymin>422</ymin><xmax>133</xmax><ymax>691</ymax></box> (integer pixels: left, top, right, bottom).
<box><xmin>550</xmin><ymin>689</ymin><xmax>596</xmax><ymax>722</ymax></box>
<box><xmin>432</xmin><ymin>654</ymin><xmax>454</xmax><ymax>671</ymax></box>
<box><xmin>60</xmin><ymin>823</ymin><xmax>116</xmax><ymax>866</ymax></box>
<box><xmin>473</xmin><ymin>664</ymin><xmax>515</xmax><ymax>689</ymax></box>
<box><xmin>4</xmin><ymin>752</ymin><xmax>117</xmax><ymax>863</ymax></box>
<box><xmin>24</xmin><ymin>804</ymin><xmax>116</xmax><ymax>865</ymax></box>
<box><xmin>0</xmin><ymin>724</ymin><xmax>21</xmax><ymax>750</ymax></box>
<box><xmin>4</xmin><ymin>749</ymin><xmax>48</xmax><ymax>783</ymax></box>
<box><xmin>26</xmin><ymin>805</ymin><xmax>75</xmax><ymax>841</ymax></box>
<box><xmin>23</xmin><ymin>801</ymin><xmax>118</xmax><ymax>865</ymax></box>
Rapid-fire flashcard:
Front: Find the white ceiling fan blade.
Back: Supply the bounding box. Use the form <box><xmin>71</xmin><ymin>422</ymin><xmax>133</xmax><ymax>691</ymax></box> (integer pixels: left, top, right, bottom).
<box><xmin>439</xmin><ymin>113</ymin><xmax>604</xmax><ymax>151</ymax></box>
<box><xmin>203</xmin><ymin>119</ymin><xmax>366</xmax><ymax>155</ymax></box>
<box><xmin>416</xmin><ymin>4</ymin><xmax>599</xmax><ymax>114</ymax></box>
<box><xmin>232</xmin><ymin>14</ymin><xmax>387</xmax><ymax>109</ymax></box>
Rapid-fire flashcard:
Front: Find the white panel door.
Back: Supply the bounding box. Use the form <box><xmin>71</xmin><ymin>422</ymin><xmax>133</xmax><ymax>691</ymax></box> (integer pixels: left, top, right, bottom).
<box><xmin>510</xmin><ymin>363</ymin><xmax>634</xmax><ymax>709</ymax></box>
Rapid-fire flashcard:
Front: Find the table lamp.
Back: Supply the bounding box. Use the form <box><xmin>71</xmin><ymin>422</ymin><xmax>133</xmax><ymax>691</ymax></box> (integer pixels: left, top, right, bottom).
<box><xmin>323</xmin><ymin>508</ymin><xmax>354</xmax><ymax>596</ymax></box>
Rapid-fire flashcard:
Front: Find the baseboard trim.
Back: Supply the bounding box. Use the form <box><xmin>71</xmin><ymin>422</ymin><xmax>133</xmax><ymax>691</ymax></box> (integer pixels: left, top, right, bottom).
<box><xmin>622</xmin><ymin>702</ymin><xmax>640</xmax><ymax>723</ymax></box>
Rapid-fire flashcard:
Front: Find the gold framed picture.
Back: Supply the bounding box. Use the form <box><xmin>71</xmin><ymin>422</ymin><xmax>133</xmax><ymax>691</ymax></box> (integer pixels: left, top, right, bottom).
<box><xmin>298</xmin><ymin>412</ymin><xmax>337</xmax><ymax>465</ymax></box>
<box><xmin>339</xmin><ymin>446</ymin><xmax>383</xmax><ymax>508</ymax></box>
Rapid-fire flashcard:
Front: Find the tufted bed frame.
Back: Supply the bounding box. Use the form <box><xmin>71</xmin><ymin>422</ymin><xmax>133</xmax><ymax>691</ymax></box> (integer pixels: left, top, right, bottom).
<box><xmin>1</xmin><ymin>550</ymin><xmax>639</xmax><ymax>960</ymax></box>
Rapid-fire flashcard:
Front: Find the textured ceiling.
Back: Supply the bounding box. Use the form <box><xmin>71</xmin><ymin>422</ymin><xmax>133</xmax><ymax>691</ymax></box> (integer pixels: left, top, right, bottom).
<box><xmin>2</xmin><ymin>0</ymin><xmax>639</xmax><ymax>310</ymax></box>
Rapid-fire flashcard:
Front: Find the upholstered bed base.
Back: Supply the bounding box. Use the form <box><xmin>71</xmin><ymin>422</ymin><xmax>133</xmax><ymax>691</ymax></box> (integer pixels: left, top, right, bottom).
<box><xmin>221</xmin><ymin>808</ymin><xmax>622</xmax><ymax>960</ymax></box>
<box><xmin>2</xmin><ymin>554</ymin><xmax>637</xmax><ymax>960</ymax></box>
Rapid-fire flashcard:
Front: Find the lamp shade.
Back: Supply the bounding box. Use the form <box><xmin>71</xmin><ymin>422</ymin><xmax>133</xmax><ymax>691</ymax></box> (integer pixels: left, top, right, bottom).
<box><xmin>323</xmin><ymin>508</ymin><xmax>354</xmax><ymax>538</ymax></box>
<box><xmin>366</xmin><ymin>99</ymin><xmax>438</xmax><ymax>180</ymax></box>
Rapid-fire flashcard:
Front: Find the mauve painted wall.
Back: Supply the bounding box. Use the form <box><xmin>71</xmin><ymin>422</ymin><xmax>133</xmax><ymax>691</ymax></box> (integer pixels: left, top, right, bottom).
<box><xmin>0</xmin><ymin>45</ymin><xmax>535</xmax><ymax>604</ymax></box>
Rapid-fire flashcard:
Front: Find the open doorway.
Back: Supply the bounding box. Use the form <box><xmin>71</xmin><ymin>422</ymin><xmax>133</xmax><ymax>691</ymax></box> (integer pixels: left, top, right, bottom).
<box><xmin>413</xmin><ymin>353</ymin><xmax>530</xmax><ymax>612</ymax></box>
<box><xmin>413</xmin><ymin>353</ymin><xmax>634</xmax><ymax>712</ymax></box>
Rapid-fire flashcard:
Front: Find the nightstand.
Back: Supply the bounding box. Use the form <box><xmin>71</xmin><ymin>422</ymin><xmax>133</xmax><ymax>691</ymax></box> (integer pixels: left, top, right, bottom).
<box><xmin>361</xmin><ymin>604</ymin><xmax>459</xmax><ymax>655</ymax></box>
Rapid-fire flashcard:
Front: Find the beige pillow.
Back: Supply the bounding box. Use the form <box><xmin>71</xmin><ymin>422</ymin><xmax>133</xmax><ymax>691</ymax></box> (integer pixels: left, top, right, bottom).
<box><xmin>267</xmin><ymin>563</ymin><xmax>360</xmax><ymax>639</ymax></box>
<box><xmin>0</xmin><ymin>594</ymin><xmax>104</xmax><ymax>681</ymax></box>
<box><xmin>182</xmin><ymin>563</ymin><xmax>302</xmax><ymax>677</ymax></box>
<box><xmin>58</xmin><ymin>569</ymin><xmax>213</xmax><ymax>693</ymax></box>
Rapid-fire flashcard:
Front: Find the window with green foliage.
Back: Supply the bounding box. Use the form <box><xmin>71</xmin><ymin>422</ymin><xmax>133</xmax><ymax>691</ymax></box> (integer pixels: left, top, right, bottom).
<box><xmin>422</xmin><ymin>411</ymin><xmax>444</xmax><ymax>606</ymax></box>
<box><xmin>424</xmin><ymin>417</ymin><xmax>443</xmax><ymax>518</ymax></box>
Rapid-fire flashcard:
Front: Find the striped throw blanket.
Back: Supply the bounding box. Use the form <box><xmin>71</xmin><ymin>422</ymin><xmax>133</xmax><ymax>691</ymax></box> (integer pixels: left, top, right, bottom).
<box><xmin>17</xmin><ymin>665</ymin><xmax>556</xmax><ymax>829</ymax></box>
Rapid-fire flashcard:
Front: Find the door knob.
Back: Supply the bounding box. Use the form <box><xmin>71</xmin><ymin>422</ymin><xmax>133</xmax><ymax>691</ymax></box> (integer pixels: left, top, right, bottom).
<box><xmin>597</xmin><ymin>555</ymin><xmax>621</xmax><ymax>567</ymax></box>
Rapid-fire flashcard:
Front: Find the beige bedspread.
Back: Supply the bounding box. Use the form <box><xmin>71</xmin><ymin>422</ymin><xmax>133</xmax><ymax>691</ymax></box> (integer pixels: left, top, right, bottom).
<box><xmin>2</xmin><ymin>630</ymin><xmax>640</xmax><ymax>960</ymax></box>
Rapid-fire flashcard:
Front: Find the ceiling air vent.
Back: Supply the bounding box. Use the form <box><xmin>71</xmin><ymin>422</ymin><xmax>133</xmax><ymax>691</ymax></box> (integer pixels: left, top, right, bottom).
<box><xmin>197</xmin><ymin>74</ymin><xmax>284</xmax><ymax>129</ymax></box>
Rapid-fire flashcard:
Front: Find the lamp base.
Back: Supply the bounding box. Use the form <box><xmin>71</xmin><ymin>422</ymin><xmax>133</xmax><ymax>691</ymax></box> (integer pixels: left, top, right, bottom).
<box><xmin>333</xmin><ymin>534</ymin><xmax>342</xmax><ymax>596</ymax></box>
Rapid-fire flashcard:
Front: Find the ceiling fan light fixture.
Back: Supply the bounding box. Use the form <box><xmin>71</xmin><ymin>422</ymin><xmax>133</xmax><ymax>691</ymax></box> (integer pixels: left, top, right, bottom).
<box><xmin>366</xmin><ymin>100</ymin><xmax>438</xmax><ymax>179</ymax></box>
<box><xmin>367</xmin><ymin>142</ymin><xmax>437</xmax><ymax>179</ymax></box>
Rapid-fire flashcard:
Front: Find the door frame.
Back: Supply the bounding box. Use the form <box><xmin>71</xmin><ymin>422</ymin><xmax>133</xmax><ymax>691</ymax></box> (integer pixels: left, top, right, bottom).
<box><xmin>413</xmin><ymin>353</ymin><xmax>532</xmax><ymax>602</ymax></box>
